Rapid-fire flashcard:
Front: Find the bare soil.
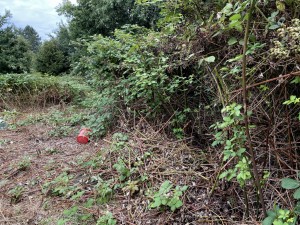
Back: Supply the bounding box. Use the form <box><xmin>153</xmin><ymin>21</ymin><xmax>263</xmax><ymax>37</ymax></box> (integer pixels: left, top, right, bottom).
<box><xmin>0</xmin><ymin>118</ymin><xmax>99</xmax><ymax>224</ymax></box>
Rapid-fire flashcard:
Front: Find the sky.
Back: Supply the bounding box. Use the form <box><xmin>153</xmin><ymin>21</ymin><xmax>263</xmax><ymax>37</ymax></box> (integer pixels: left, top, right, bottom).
<box><xmin>0</xmin><ymin>0</ymin><xmax>77</xmax><ymax>40</ymax></box>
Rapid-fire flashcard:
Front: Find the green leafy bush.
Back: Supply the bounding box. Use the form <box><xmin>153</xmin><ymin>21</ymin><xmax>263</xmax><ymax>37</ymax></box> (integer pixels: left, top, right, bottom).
<box><xmin>80</xmin><ymin>90</ymin><xmax>117</xmax><ymax>138</ymax></box>
<box><xmin>71</xmin><ymin>25</ymin><xmax>200</xmax><ymax>137</ymax></box>
<box><xmin>0</xmin><ymin>73</ymin><xmax>89</xmax><ymax>108</ymax></box>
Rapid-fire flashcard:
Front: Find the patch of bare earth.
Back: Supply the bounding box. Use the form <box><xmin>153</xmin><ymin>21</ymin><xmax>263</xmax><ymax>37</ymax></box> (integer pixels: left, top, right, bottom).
<box><xmin>0</xmin><ymin>119</ymin><xmax>99</xmax><ymax>224</ymax></box>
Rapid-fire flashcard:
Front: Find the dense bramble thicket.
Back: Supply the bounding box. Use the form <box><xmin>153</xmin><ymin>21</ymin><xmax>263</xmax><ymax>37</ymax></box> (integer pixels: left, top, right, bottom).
<box><xmin>1</xmin><ymin>0</ymin><xmax>300</xmax><ymax>224</ymax></box>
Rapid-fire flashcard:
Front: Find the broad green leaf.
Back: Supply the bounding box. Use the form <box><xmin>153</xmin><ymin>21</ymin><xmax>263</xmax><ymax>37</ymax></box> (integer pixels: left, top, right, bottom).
<box><xmin>173</xmin><ymin>199</ymin><xmax>183</xmax><ymax>209</ymax></box>
<box><xmin>291</xmin><ymin>77</ymin><xmax>300</xmax><ymax>84</ymax></box>
<box><xmin>294</xmin><ymin>201</ymin><xmax>300</xmax><ymax>215</ymax></box>
<box><xmin>161</xmin><ymin>198</ymin><xmax>168</xmax><ymax>205</ymax></box>
<box><xmin>84</xmin><ymin>198</ymin><xmax>95</xmax><ymax>208</ymax></box>
<box><xmin>281</xmin><ymin>178</ymin><xmax>300</xmax><ymax>189</ymax></box>
<box><xmin>293</xmin><ymin>188</ymin><xmax>300</xmax><ymax>199</ymax></box>
<box><xmin>227</xmin><ymin>54</ymin><xmax>243</xmax><ymax>62</ymax></box>
<box><xmin>204</xmin><ymin>56</ymin><xmax>215</xmax><ymax>63</ymax></box>
<box><xmin>229</xmin><ymin>14</ymin><xmax>241</xmax><ymax>21</ymax></box>
<box><xmin>269</xmin><ymin>24</ymin><xmax>280</xmax><ymax>30</ymax></box>
<box><xmin>108</xmin><ymin>218</ymin><xmax>117</xmax><ymax>225</ymax></box>
<box><xmin>71</xmin><ymin>190</ymin><xmax>85</xmax><ymax>200</ymax></box>
<box><xmin>260</xmin><ymin>85</ymin><xmax>269</xmax><ymax>91</ymax></box>
<box><xmin>181</xmin><ymin>185</ymin><xmax>188</xmax><ymax>191</ymax></box>
<box><xmin>262</xmin><ymin>216</ymin><xmax>275</xmax><ymax>225</ymax></box>
<box><xmin>151</xmin><ymin>198</ymin><xmax>162</xmax><ymax>208</ymax></box>
<box><xmin>212</xmin><ymin>140</ymin><xmax>220</xmax><ymax>147</ymax></box>
<box><xmin>244</xmin><ymin>13</ymin><xmax>250</xmax><ymax>21</ymax></box>
<box><xmin>228</xmin><ymin>37</ymin><xmax>237</xmax><ymax>45</ymax></box>
<box><xmin>63</xmin><ymin>206</ymin><xmax>78</xmax><ymax>216</ymax></box>
<box><xmin>271</xmin><ymin>11</ymin><xmax>279</xmax><ymax>18</ymax></box>
<box><xmin>226</xmin><ymin>140</ymin><xmax>232</xmax><ymax>146</ymax></box>
<box><xmin>160</xmin><ymin>180</ymin><xmax>172</xmax><ymax>192</ymax></box>
<box><xmin>222</xmin><ymin>3</ymin><xmax>233</xmax><ymax>14</ymax></box>
<box><xmin>219</xmin><ymin>171</ymin><xmax>228</xmax><ymax>179</ymax></box>
<box><xmin>237</xmin><ymin>148</ymin><xmax>246</xmax><ymax>156</ymax></box>
<box><xmin>267</xmin><ymin>210</ymin><xmax>277</xmax><ymax>217</ymax></box>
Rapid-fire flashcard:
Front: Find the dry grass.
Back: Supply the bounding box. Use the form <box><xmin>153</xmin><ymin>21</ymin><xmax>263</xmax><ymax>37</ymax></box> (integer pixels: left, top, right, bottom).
<box><xmin>0</xmin><ymin>109</ymin><xmax>261</xmax><ymax>225</ymax></box>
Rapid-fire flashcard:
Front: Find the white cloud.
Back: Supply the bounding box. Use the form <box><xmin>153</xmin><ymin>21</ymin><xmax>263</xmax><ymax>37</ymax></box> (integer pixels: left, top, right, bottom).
<box><xmin>0</xmin><ymin>0</ymin><xmax>77</xmax><ymax>40</ymax></box>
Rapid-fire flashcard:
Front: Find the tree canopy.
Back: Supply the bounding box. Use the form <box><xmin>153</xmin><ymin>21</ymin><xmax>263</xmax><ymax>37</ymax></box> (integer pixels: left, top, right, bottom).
<box><xmin>21</xmin><ymin>25</ymin><xmax>41</xmax><ymax>52</ymax></box>
<box><xmin>35</xmin><ymin>39</ymin><xmax>69</xmax><ymax>75</ymax></box>
<box><xmin>0</xmin><ymin>29</ymin><xmax>32</xmax><ymax>73</ymax></box>
<box><xmin>57</xmin><ymin>0</ymin><xmax>160</xmax><ymax>38</ymax></box>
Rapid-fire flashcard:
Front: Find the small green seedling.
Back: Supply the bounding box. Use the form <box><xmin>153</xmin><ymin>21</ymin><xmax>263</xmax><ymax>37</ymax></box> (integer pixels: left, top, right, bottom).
<box><xmin>96</xmin><ymin>212</ymin><xmax>117</xmax><ymax>225</ymax></box>
<box><xmin>17</xmin><ymin>156</ymin><xmax>31</xmax><ymax>171</ymax></box>
<box><xmin>8</xmin><ymin>185</ymin><xmax>24</xmax><ymax>204</ymax></box>
<box><xmin>149</xmin><ymin>180</ymin><xmax>188</xmax><ymax>211</ymax></box>
<box><xmin>263</xmin><ymin>176</ymin><xmax>300</xmax><ymax>225</ymax></box>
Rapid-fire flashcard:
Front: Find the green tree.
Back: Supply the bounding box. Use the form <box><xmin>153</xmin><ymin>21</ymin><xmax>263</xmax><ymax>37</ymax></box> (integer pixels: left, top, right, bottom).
<box><xmin>55</xmin><ymin>23</ymin><xmax>72</xmax><ymax>56</ymax></box>
<box><xmin>0</xmin><ymin>26</ymin><xmax>32</xmax><ymax>74</ymax></box>
<box><xmin>0</xmin><ymin>10</ymin><xmax>12</xmax><ymax>29</ymax></box>
<box><xmin>35</xmin><ymin>39</ymin><xmax>68</xmax><ymax>75</ymax></box>
<box><xmin>57</xmin><ymin>0</ymin><xmax>160</xmax><ymax>38</ymax></box>
<box><xmin>21</xmin><ymin>25</ymin><xmax>41</xmax><ymax>52</ymax></box>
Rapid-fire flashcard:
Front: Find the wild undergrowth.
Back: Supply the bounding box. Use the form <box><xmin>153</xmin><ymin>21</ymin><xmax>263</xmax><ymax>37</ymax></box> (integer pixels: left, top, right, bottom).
<box><xmin>0</xmin><ymin>73</ymin><xmax>89</xmax><ymax>109</ymax></box>
<box><xmin>38</xmin><ymin>128</ymin><xmax>202</xmax><ymax>224</ymax></box>
<box><xmin>2</xmin><ymin>0</ymin><xmax>300</xmax><ymax>224</ymax></box>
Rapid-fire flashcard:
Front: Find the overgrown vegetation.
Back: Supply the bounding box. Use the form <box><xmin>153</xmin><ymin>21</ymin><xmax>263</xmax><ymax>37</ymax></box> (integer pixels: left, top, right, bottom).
<box><xmin>1</xmin><ymin>0</ymin><xmax>300</xmax><ymax>224</ymax></box>
<box><xmin>0</xmin><ymin>73</ymin><xmax>89</xmax><ymax>108</ymax></box>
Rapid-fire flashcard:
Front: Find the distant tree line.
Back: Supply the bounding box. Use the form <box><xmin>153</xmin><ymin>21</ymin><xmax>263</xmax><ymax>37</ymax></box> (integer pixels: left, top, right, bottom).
<box><xmin>0</xmin><ymin>0</ymin><xmax>160</xmax><ymax>75</ymax></box>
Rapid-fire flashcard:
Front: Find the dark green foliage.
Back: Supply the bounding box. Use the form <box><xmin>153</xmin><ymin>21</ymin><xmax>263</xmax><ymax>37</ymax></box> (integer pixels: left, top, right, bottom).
<box><xmin>70</xmin><ymin>24</ymin><xmax>212</xmax><ymax>138</ymax></box>
<box><xmin>0</xmin><ymin>12</ymin><xmax>33</xmax><ymax>73</ymax></box>
<box><xmin>75</xmin><ymin>26</ymin><xmax>190</xmax><ymax>110</ymax></box>
<box><xmin>57</xmin><ymin>0</ymin><xmax>160</xmax><ymax>38</ymax></box>
<box><xmin>0</xmin><ymin>10</ymin><xmax>12</xmax><ymax>29</ymax></box>
<box><xmin>55</xmin><ymin>23</ymin><xmax>73</xmax><ymax>57</ymax></box>
<box><xmin>35</xmin><ymin>39</ymin><xmax>69</xmax><ymax>75</ymax></box>
<box><xmin>80</xmin><ymin>91</ymin><xmax>117</xmax><ymax>138</ymax></box>
<box><xmin>21</xmin><ymin>25</ymin><xmax>41</xmax><ymax>52</ymax></box>
<box><xmin>0</xmin><ymin>27</ymin><xmax>32</xmax><ymax>73</ymax></box>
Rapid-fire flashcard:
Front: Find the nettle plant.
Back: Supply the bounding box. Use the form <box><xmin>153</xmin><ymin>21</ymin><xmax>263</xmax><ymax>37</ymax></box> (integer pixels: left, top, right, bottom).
<box><xmin>211</xmin><ymin>103</ymin><xmax>251</xmax><ymax>187</ymax></box>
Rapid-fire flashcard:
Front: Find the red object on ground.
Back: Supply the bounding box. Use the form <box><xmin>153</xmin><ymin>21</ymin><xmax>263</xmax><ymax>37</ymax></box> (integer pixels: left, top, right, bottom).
<box><xmin>77</xmin><ymin>128</ymin><xmax>91</xmax><ymax>144</ymax></box>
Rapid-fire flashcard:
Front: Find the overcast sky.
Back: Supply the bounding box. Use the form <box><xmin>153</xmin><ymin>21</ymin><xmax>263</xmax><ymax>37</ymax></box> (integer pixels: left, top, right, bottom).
<box><xmin>0</xmin><ymin>0</ymin><xmax>77</xmax><ymax>40</ymax></box>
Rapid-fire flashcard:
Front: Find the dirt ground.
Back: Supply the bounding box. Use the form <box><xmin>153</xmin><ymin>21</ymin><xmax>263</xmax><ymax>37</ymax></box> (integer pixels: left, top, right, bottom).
<box><xmin>0</xmin><ymin>121</ymin><xmax>100</xmax><ymax>225</ymax></box>
<box><xmin>0</xmin><ymin>110</ymin><xmax>260</xmax><ymax>225</ymax></box>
